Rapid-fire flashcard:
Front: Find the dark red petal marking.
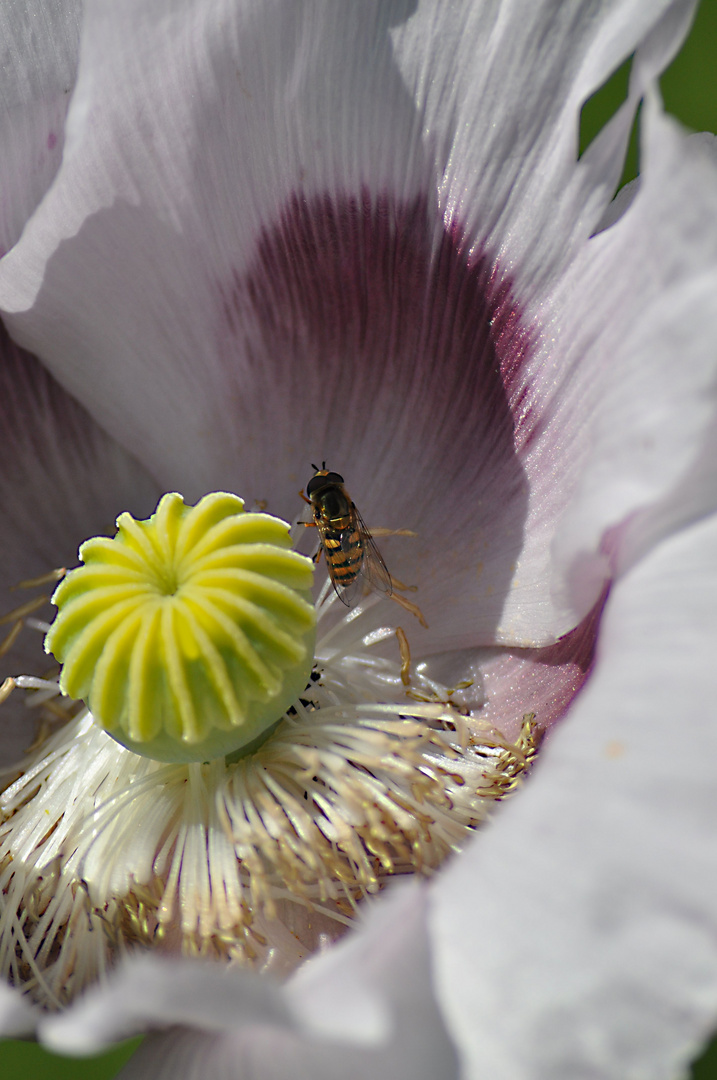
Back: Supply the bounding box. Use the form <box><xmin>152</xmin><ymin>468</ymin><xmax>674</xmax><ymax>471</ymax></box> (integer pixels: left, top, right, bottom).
<box><xmin>212</xmin><ymin>189</ymin><xmax>600</xmax><ymax>729</ymax></box>
<box><xmin>216</xmin><ymin>190</ymin><xmax>536</xmax><ymax>503</ymax></box>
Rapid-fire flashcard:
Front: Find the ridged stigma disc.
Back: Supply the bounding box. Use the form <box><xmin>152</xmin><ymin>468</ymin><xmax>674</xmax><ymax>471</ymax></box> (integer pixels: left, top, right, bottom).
<box><xmin>45</xmin><ymin>492</ymin><xmax>316</xmax><ymax>763</ymax></box>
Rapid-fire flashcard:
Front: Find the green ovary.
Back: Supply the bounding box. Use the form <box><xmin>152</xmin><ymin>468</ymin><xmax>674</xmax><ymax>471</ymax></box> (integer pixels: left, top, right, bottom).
<box><xmin>44</xmin><ymin>492</ymin><xmax>316</xmax><ymax>763</ymax></box>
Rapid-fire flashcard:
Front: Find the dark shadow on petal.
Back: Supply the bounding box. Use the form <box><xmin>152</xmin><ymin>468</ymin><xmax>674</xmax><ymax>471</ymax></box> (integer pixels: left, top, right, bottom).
<box><xmin>0</xmin><ymin>321</ymin><xmax>158</xmax><ymax>761</ymax></box>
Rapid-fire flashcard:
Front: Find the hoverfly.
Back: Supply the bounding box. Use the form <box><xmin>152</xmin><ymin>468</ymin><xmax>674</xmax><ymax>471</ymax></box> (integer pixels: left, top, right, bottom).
<box><xmin>302</xmin><ymin>464</ymin><xmax>392</xmax><ymax>607</ymax></box>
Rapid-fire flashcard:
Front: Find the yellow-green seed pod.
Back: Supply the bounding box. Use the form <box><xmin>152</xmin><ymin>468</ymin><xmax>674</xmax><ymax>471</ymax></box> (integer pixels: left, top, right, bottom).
<box><xmin>45</xmin><ymin>492</ymin><xmax>316</xmax><ymax>763</ymax></box>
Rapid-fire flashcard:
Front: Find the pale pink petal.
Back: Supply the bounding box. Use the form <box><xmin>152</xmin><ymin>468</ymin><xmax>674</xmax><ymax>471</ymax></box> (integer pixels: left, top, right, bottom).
<box><xmin>415</xmin><ymin>596</ymin><xmax>602</xmax><ymax>742</ymax></box>
<box><xmin>431</xmin><ymin>511</ymin><xmax>717</xmax><ymax>1079</ymax></box>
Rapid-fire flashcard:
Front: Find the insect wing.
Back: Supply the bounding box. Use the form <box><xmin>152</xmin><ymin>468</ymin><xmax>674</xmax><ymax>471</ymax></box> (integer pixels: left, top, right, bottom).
<box><xmin>321</xmin><ymin>517</ymin><xmax>365</xmax><ymax>607</ymax></box>
<box><xmin>353</xmin><ymin>509</ymin><xmax>393</xmax><ymax>597</ymax></box>
<box><xmin>328</xmin><ymin>557</ymin><xmax>363</xmax><ymax>606</ymax></box>
<box><xmin>323</xmin><ymin>512</ymin><xmax>392</xmax><ymax>607</ymax></box>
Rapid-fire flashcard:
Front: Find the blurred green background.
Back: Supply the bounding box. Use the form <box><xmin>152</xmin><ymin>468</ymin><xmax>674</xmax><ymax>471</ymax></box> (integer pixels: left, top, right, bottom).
<box><xmin>2</xmin><ymin>1</ymin><xmax>716</xmax><ymax>1077</ymax></box>
<box><xmin>580</xmin><ymin>0</ymin><xmax>717</xmax><ymax>189</ymax></box>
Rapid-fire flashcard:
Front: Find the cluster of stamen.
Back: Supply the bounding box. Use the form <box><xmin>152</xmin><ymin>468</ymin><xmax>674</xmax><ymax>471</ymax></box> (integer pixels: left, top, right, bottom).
<box><xmin>0</xmin><ymin>561</ymin><xmax>541</xmax><ymax>1009</ymax></box>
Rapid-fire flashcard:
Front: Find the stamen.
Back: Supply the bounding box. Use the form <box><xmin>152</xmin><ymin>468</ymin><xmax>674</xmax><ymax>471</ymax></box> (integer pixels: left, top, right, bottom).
<box><xmin>0</xmin><ymin>596</ymin><xmax>50</xmax><ymax>627</ymax></box>
<box><xmin>395</xmin><ymin>627</ymin><xmax>411</xmax><ymax>685</ymax></box>
<box><xmin>0</xmin><ymin>497</ymin><xmax>543</xmax><ymax>1009</ymax></box>
<box><xmin>11</xmin><ymin>569</ymin><xmax>67</xmax><ymax>591</ymax></box>
<box><xmin>0</xmin><ymin>569</ymin><xmax>62</xmax><ymax>660</ymax></box>
<box><xmin>0</xmin><ymin>678</ymin><xmax>15</xmax><ymax>705</ymax></box>
<box><xmin>0</xmin><ymin>670</ymin><xmax>539</xmax><ymax>1006</ymax></box>
<box><xmin>0</xmin><ymin>623</ymin><xmax>23</xmax><ymax>659</ymax></box>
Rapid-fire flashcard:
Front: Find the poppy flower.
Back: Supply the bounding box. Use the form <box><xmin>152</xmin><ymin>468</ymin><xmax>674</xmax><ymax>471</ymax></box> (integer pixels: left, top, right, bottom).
<box><xmin>1</xmin><ymin>1</ymin><xmax>716</xmax><ymax>1077</ymax></box>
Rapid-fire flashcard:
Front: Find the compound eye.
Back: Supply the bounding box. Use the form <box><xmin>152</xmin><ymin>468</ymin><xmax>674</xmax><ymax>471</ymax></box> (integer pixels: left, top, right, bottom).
<box><xmin>306</xmin><ymin>470</ymin><xmax>344</xmax><ymax>497</ymax></box>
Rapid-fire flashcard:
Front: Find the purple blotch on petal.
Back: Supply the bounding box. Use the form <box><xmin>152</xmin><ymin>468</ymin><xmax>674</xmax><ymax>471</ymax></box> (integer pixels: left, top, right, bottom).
<box><xmin>212</xmin><ymin>190</ymin><xmax>541</xmax><ymax>649</ymax></box>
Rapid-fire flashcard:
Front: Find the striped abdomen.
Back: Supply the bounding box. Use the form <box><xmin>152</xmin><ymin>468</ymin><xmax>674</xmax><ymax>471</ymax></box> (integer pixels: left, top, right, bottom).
<box><xmin>320</xmin><ymin>517</ymin><xmax>364</xmax><ymax>587</ymax></box>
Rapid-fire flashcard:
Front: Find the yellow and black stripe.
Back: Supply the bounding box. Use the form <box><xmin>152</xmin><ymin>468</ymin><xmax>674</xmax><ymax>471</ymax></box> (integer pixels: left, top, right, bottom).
<box><xmin>322</xmin><ymin>524</ymin><xmax>364</xmax><ymax>586</ymax></box>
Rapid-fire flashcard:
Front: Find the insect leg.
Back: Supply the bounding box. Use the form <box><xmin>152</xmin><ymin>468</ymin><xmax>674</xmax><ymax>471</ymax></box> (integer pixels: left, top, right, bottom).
<box><xmin>389</xmin><ymin>592</ymin><xmax>428</xmax><ymax>628</ymax></box>
<box><xmin>369</xmin><ymin>528</ymin><xmax>417</xmax><ymax>538</ymax></box>
<box><xmin>389</xmin><ymin>575</ymin><xmax>418</xmax><ymax>594</ymax></box>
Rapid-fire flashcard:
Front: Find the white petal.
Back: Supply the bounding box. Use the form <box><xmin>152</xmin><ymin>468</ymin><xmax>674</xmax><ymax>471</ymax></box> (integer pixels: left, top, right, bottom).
<box><xmin>285</xmin><ymin>882</ymin><xmax>442</xmax><ymax>1048</ymax></box>
<box><xmin>0</xmin><ymin>0</ymin><xmax>80</xmax><ymax>254</ymax></box>
<box><xmin>430</xmin><ymin>511</ymin><xmax>717</xmax><ymax>1079</ymax></box>
<box><xmin>388</xmin><ymin>2</ymin><xmax>713</xmax><ymax>644</ymax></box>
<box><xmin>0</xmin><ymin>982</ymin><xmax>38</xmax><ymax>1038</ymax></box>
<box><xmin>40</xmin><ymin>955</ymin><xmax>294</xmax><ymax>1054</ymax></box>
<box><xmin>391</xmin><ymin>0</ymin><xmax>696</xmax><ymax>295</ymax></box>
<box><xmin>499</xmin><ymin>96</ymin><xmax>717</xmax><ymax>641</ymax></box>
<box><xmin>42</xmin><ymin>885</ymin><xmax>459</xmax><ymax>1080</ymax></box>
<box><xmin>551</xmin><ymin>104</ymin><xmax>717</xmax><ymax>626</ymax></box>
